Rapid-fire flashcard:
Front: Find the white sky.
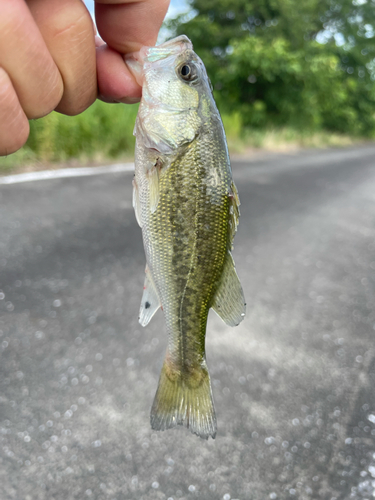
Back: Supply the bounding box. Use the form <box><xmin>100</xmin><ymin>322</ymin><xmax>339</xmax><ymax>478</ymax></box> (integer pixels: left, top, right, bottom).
<box><xmin>83</xmin><ymin>0</ymin><xmax>189</xmax><ymax>21</ymax></box>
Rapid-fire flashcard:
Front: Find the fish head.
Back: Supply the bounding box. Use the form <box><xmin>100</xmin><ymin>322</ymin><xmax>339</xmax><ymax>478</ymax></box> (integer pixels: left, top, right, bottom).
<box><xmin>126</xmin><ymin>36</ymin><xmax>216</xmax><ymax>154</ymax></box>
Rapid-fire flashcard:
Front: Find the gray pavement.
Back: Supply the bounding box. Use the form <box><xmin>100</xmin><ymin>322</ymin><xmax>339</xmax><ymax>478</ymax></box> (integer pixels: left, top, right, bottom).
<box><xmin>1</xmin><ymin>146</ymin><xmax>375</xmax><ymax>500</ymax></box>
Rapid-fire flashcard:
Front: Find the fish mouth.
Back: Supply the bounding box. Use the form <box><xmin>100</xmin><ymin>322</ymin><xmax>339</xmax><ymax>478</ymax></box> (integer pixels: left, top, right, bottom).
<box><xmin>125</xmin><ymin>35</ymin><xmax>193</xmax><ymax>86</ymax></box>
<box><xmin>124</xmin><ymin>46</ymin><xmax>148</xmax><ymax>86</ymax></box>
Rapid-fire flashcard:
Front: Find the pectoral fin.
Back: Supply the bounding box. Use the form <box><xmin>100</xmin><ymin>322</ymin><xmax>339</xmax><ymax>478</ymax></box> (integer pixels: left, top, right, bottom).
<box><xmin>132</xmin><ymin>178</ymin><xmax>142</xmax><ymax>227</ymax></box>
<box><xmin>139</xmin><ymin>266</ymin><xmax>161</xmax><ymax>327</ymax></box>
<box><xmin>211</xmin><ymin>252</ymin><xmax>246</xmax><ymax>327</ymax></box>
<box><xmin>147</xmin><ymin>165</ymin><xmax>159</xmax><ymax>213</ymax></box>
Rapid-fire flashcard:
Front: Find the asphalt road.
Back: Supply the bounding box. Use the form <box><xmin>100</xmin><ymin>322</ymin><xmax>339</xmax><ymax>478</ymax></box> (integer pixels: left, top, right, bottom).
<box><xmin>1</xmin><ymin>146</ymin><xmax>375</xmax><ymax>500</ymax></box>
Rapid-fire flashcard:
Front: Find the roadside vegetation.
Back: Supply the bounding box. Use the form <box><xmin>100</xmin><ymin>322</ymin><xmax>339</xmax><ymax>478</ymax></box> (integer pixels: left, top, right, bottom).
<box><xmin>221</xmin><ymin>113</ymin><xmax>361</xmax><ymax>153</ymax></box>
<box><xmin>0</xmin><ymin>102</ymin><xmax>138</xmax><ymax>174</ymax></box>
<box><xmin>1</xmin><ymin>0</ymin><xmax>375</xmax><ymax>174</ymax></box>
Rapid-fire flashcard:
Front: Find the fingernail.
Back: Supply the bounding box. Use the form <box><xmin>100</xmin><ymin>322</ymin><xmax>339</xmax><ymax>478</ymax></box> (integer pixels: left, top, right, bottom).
<box><xmin>117</xmin><ymin>97</ymin><xmax>141</xmax><ymax>104</ymax></box>
<box><xmin>95</xmin><ymin>35</ymin><xmax>105</xmax><ymax>48</ymax></box>
<box><xmin>98</xmin><ymin>94</ymin><xmax>118</xmax><ymax>104</ymax></box>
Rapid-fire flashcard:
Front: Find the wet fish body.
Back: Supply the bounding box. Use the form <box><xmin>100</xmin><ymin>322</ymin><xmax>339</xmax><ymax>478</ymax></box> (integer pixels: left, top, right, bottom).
<box><xmin>126</xmin><ymin>36</ymin><xmax>245</xmax><ymax>439</ymax></box>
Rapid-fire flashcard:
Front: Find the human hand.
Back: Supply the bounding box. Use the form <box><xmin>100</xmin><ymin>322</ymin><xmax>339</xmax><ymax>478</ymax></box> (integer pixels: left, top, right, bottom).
<box><xmin>0</xmin><ymin>0</ymin><xmax>170</xmax><ymax>156</ymax></box>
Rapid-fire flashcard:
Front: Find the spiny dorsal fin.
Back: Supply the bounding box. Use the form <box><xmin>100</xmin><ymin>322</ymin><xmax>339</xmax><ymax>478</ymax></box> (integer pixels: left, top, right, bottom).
<box><xmin>211</xmin><ymin>251</ymin><xmax>246</xmax><ymax>327</ymax></box>
<box><xmin>228</xmin><ymin>181</ymin><xmax>240</xmax><ymax>250</ymax></box>
<box><xmin>139</xmin><ymin>266</ymin><xmax>161</xmax><ymax>327</ymax></box>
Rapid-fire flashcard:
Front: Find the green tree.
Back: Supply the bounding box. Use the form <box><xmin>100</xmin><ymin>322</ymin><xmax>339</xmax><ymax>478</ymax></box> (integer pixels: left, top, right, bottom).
<box><xmin>170</xmin><ymin>0</ymin><xmax>375</xmax><ymax>134</ymax></box>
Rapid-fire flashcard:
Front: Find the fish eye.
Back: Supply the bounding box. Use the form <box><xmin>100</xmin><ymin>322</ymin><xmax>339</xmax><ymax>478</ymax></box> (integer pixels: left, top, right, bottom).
<box><xmin>181</xmin><ymin>65</ymin><xmax>190</xmax><ymax>77</ymax></box>
<box><xmin>178</xmin><ymin>62</ymin><xmax>198</xmax><ymax>82</ymax></box>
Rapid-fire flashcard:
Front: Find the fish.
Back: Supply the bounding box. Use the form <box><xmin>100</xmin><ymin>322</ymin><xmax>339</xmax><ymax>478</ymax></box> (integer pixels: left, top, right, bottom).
<box><xmin>125</xmin><ymin>35</ymin><xmax>246</xmax><ymax>439</ymax></box>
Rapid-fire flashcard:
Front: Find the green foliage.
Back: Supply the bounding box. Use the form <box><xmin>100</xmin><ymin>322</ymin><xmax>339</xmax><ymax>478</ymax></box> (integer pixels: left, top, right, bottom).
<box><xmin>171</xmin><ymin>0</ymin><xmax>375</xmax><ymax>136</ymax></box>
<box><xmin>25</xmin><ymin>100</ymin><xmax>138</xmax><ymax>162</ymax></box>
<box><xmin>218</xmin><ymin>37</ymin><xmax>373</xmax><ymax>133</ymax></box>
<box><xmin>221</xmin><ymin>111</ymin><xmax>243</xmax><ymax>139</ymax></box>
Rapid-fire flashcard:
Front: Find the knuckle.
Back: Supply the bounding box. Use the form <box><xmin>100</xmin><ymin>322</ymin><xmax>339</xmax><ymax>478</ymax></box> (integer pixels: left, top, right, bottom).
<box><xmin>51</xmin><ymin>11</ymin><xmax>91</xmax><ymax>41</ymax></box>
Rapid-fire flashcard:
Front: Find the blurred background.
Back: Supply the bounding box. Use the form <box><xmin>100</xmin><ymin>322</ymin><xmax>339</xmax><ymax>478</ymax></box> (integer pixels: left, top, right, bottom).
<box><xmin>2</xmin><ymin>0</ymin><xmax>375</xmax><ymax>174</ymax></box>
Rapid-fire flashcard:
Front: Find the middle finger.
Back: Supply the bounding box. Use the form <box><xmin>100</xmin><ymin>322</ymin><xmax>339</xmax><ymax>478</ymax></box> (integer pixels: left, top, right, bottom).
<box><xmin>27</xmin><ymin>0</ymin><xmax>97</xmax><ymax>116</ymax></box>
<box><xmin>0</xmin><ymin>0</ymin><xmax>63</xmax><ymax>119</ymax></box>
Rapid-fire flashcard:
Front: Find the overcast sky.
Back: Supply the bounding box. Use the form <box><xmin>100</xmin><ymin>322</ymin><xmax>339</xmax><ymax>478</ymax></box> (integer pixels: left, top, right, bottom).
<box><xmin>84</xmin><ymin>0</ymin><xmax>189</xmax><ymax>21</ymax></box>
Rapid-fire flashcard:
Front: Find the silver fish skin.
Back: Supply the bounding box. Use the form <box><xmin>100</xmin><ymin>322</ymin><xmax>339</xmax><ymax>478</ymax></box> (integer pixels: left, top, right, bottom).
<box><xmin>126</xmin><ymin>35</ymin><xmax>245</xmax><ymax>439</ymax></box>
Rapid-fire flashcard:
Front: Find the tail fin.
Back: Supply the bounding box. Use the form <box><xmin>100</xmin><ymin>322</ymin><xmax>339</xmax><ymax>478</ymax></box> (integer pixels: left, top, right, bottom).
<box><xmin>150</xmin><ymin>359</ymin><xmax>217</xmax><ymax>439</ymax></box>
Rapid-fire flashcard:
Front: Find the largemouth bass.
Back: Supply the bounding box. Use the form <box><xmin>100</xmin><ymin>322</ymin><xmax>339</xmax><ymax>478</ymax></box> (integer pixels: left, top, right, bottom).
<box><xmin>126</xmin><ymin>35</ymin><xmax>245</xmax><ymax>439</ymax></box>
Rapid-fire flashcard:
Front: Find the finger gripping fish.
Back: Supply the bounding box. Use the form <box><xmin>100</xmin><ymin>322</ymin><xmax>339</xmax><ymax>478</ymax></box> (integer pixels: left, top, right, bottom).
<box><xmin>126</xmin><ymin>35</ymin><xmax>246</xmax><ymax>439</ymax></box>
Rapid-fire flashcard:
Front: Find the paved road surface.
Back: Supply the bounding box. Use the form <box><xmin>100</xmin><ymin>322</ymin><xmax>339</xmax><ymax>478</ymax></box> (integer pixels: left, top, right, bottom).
<box><xmin>1</xmin><ymin>146</ymin><xmax>375</xmax><ymax>500</ymax></box>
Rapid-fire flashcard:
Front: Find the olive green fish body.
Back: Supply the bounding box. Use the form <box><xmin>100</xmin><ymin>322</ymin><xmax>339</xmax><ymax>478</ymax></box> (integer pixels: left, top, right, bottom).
<box><xmin>127</xmin><ymin>36</ymin><xmax>245</xmax><ymax>438</ymax></box>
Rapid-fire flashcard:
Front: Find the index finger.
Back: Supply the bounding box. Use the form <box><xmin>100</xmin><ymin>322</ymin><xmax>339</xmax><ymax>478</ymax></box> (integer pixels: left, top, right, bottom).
<box><xmin>95</xmin><ymin>0</ymin><xmax>170</xmax><ymax>54</ymax></box>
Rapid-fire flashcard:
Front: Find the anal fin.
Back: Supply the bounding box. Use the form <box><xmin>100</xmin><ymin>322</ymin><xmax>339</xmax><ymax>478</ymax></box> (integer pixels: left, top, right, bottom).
<box><xmin>211</xmin><ymin>252</ymin><xmax>246</xmax><ymax>327</ymax></box>
<box><xmin>139</xmin><ymin>266</ymin><xmax>161</xmax><ymax>326</ymax></box>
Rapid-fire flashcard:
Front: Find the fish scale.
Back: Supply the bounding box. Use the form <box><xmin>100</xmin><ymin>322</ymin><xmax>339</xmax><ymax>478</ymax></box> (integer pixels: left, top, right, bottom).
<box><xmin>126</xmin><ymin>35</ymin><xmax>246</xmax><ymax>439</ymax></box>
